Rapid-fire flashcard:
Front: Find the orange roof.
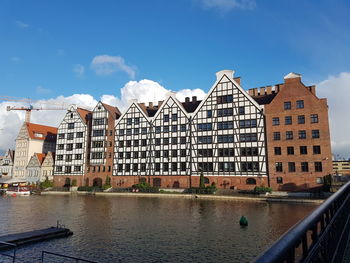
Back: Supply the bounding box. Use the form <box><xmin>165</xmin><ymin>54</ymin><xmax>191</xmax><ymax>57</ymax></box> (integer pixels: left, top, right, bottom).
<box><xmin>101</xmin><ymin>102</ymin><xmax>122</xmax><ymax>118</ymax></box>
<box><xmin>35</xmin><ymin>153</ymin><xmax>46</xmax><ymax>164</ymax></box>
<box><xmin>76</xmin><ymin>108</ymin><xmax>92</xmax><ymax>124</ymax></box>
<box><xmin>26</xmin><ymin>122</ymin><xmax>57</xmax><ymax>142</ymax></box>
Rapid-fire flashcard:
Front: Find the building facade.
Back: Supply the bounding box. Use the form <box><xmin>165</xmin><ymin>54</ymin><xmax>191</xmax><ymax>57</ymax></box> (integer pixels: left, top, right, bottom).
<box><xmin>0</xmin><ymin>149</ymin><xmax>15</xmax><ymax>178</ymax></box>
<box><xmin>249</xmin><ymin>73</ymin><xmax>333</xmax><ymax>191</ymax></box>
<box><xmin>26</xmin><ymin>153</ymin><xmax>46</xmax><ymax>184</ymax></box>
<box><xmin>53</xmin><ymin>105</ymin><xmax>91</xmax><ymax>187</ymax></box>
<box><xmin>333</xmin><ymin>160</ymin><xmax>350</xmax><ymax>176</ymax></box>
<box><xmin>13</xmin><ymin>122</ymin><xmax>57</xmax><ymax>180</ymax></box>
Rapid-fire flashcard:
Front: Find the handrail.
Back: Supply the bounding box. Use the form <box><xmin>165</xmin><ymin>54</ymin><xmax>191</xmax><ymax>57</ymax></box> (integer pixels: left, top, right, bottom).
<box><xmin>41</xmin><ymin>250</ymin><xmax>98</xmax><ymax>263</ymax></box>
<box><xmin>0</xmin><ymin>241</ymin><xmax>17</xmax><ymax>263</ymax></box>
<box><xmin>253</xmin><ymin>180</ymin><xmax>350</xmax><ymax>263</ymax></box>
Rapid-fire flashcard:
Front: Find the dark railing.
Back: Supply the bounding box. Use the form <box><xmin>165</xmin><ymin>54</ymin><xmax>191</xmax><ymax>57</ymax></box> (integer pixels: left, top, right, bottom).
<box><xmin>41</xmin><ymin>251</ymin><xmax>98</xmax><ymax>263</ymax></box>
<box><xmin>253</xmin><ymin>180</ymin><xmax>350</xmax><ymax>263</ymax></box>
<box><xmin>0</xmin><ymin>241</ymin><xmax>17</xmax><ymax>263</ymax></box>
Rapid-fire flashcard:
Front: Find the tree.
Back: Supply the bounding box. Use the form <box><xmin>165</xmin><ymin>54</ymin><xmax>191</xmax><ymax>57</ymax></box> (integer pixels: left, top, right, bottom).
<box><xmin>199</xmin><ymin>172</ymin><xmax>205</xmax><ymax>189</ymax></box>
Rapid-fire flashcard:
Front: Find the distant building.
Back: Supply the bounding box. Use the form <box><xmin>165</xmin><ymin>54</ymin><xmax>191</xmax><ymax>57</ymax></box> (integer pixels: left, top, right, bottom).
<box><xmin>13</xmin><ymin>122</ymin><xmax>57</xmax><ymax>181</ymax></box>
<box><xmin>333</xmin><ymin>160</ymin><xmax>350</xmax><ymax>176</ymax></box>
<box><xmin>41</xmin><ymin>151</ymin><xmax>55</xmax><ymax>181</ymax></box>
<box><xmin>249</xmin><ymin>73</ymin><xmax>333</xmax><ymax>191</ymax></box>
<box><xmin>26</xmin><ymin>151</ymin><xmax>55</xmax><ymax>184</ymax></box>
<box><xmin>0</xmin><ymin>149</ymin><xmax>15</xmax><ymax>178</ymax></box>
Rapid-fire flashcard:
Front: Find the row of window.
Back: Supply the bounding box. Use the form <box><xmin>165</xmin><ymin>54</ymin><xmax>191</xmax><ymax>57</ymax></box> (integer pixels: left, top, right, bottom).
<box><xmin>274</xmin><ymin>145</ymin><xmax>321</xmax><ymax>155</ymax></box>
<box><xmin>273</xmin><ymin>130</ymin><xmax>320</xmax><ymax>140</ymax></box>
<box><xmin>93</xmin><ymin>118</ymin><xmax>106</xmax><ymax>126</ymax></box>
<box><xmin>92</xmin><ymin>141</ymin><xmax>113</xmax><ymax>148</ymax></box>
<box><xmin>206</xmin><ymin>107</ymin><xmax>245</xmax><ymax>118</ymax></box>
<box><xmin>117</xmin><ymin>162</ymin><xmax>184</xmax><ymax>172</ymax></box>
<box><xmin>56</xmin><ymin>166</ymin><xmax>82</xmax><ymax>173</ymax></box>
<box><xmin>57</xmin><ymin>143</ymin><xmax>83</xmax><ymax>150</ymax></box>
<box><xmin>58</xmin><ymin>132</ymin><xmax>83</xmax><ymax>139</ymax></box>
<box><xmin>275</xmin><ymin>162</ymin><xmax>323</xmax><ymax>172</ymax></box>
<box><xmin>87</xmin><ymin>165</ymin><xmax>112</xmax><ymax>173</ymax></box>
<box><xmin>57</xmin><ymin>154</ymin><xmax>82</xmax><ymax>161</ymax></box>
<box><xmin>272</xmin><ymin>114</ymin><xmax>319</xmax><ymax>125</ymax></box>
<box><xmin>284</xmin><ymin>100</ymin><xmax>304</xmax><ymax>110</ymax></box>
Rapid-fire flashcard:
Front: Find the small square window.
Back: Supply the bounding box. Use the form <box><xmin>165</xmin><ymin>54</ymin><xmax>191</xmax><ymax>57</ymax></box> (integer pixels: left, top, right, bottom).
<box><xmin>285</xmin><ymin>116</ymin><xmax>292</xmax><ymax>125</ymax></box>
<box><xmin>296</xmin><ymin>100</ymin><xmax>304</xmax><ymax>109</ymax></box>
<box><xmin>276</xmin><ymin>177</ymin><xmax>283</xmax><ymax>184</ymax></box>
<box><xmin>286</xmin><ymin>131</ymin><xmax>293</xmax><ymax>140</ymax></box>
<box><xmin>272</xmin><ymin>117</ymin><xmax>280</xmax><ymax>126</ymax></box>
<box><xmin>275</xmin><ymin>162</ymin><xmax>283</xmax><ymax>172</ymax></box>
<box><xmin>301</xmin><ymin>162</ymin><xmax>309</xmax><ymax>172</ymax></box>
<box><xmin>273</xmin><ymin>132</ymin><xmax>281</xmax><ymax>141</ymax></box>
<box><xmin>239</xmin><ymin>107</ymin><xmax>245</xmax><ymax>115</ymax></box>
<box><xmin>207</xmin><ymin>110</ymin><xmax>212</xmax><ymax>118</ymax></box>
<box><xmin>287</xmin><ymin>146</ymin><xmax>294</xmax><ymax>155</ymax></box>
<box><xmin>274</xmin><ymin>147</ymin><xmax>281</xmax><ymax>155</ymax></box>
<box><xmin>298</xmin><ymin>130</ymin><xmax>306</xmax><ymax>139</ymax></box>
<box><xmin>312</xmin><ymin>130</ymin><xmax>320</xmax><ymax>139</ymax></box>
<box><xmin>284</xmin><ymin>101</ymin><xmax>291</xmax><ymax>110</ymax></box>
<box><xmin>298</xmin><ymin>115</ymin><xmax>305</xmax><ymax>124</ymax></box>
<box><xmin>311</xmin><ymin>114</ymin><xmax>319</xmax><ymax>123</ymax></box>
<box><xmin>300</xmin><ymin>146</ymin><xmax>307</xmax><ymax>155</ymax></box>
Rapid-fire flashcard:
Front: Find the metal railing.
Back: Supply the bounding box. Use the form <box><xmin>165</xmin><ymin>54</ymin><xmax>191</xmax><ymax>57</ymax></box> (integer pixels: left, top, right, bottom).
<box><xmin>0</xmin><ymin>241</ymin><xmax>17</xmax><ymax>263</ymax></box>
<box><xmin>41</xmin><ymin>251</ymin><xmax>98</xmax><ymax>263</ymax></box>
<box><xmin>253</xmin><ymin>180</ymin><xmax>350</xmax><ymax>263</ymax></box>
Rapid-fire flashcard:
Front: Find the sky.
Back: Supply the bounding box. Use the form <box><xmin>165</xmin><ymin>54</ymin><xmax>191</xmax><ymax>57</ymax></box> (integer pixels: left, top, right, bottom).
<box><xmin>0</xmin><ymin>0</ymin><xmax>349</xmax><ymax>158</ymax></box>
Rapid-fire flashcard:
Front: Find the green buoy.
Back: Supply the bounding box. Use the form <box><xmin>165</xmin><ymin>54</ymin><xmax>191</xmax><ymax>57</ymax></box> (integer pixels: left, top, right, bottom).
<box><xmin>240</xmin><ymin>216</ymin><xmax>248</xmax><ymax>226</ymax></box>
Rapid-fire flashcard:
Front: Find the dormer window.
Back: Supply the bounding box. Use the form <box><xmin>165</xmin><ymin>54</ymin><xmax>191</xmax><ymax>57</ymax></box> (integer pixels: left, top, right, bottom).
<box><xmin>34</xmin><ymin>133</ymin><xmax>43</xmax><ymax>138</ymax></box>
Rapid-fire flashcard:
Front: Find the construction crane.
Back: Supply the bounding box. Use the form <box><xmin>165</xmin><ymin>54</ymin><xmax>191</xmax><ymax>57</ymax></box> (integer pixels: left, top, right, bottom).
<box><xmin>1</xmin><ymin>96</ymin><xmax>70</xmax><ymax>123</ymax></box>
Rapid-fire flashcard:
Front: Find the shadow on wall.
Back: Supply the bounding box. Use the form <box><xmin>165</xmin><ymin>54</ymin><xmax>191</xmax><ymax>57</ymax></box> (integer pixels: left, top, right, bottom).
<box><xmin>278</xmin><ymin>183</ymin><xmax>323</xmax><ymax>192</ymax></box>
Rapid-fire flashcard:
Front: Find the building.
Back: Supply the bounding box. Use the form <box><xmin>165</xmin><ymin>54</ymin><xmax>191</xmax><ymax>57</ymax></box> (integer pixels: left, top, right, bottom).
<box><xmin>53</xmin><ymin>105</ymin><xmax>92</xmax><ymax>187</ymax></box>
<box><xmin>249</xmin><ymin>73</ymin><xmax>333</xmax><ymax>191</ymax></box>
<box><xmin>41</xmin><ymin>151</ymin><xmax>55</xmax><ymax>181</ymax></box>
<box><xmin>0</xmin><ymin>149</ymin><xmax>15</xmax><ymax>178</ymax></box>
<box><xmin>85</xmin><ymin>102</ymin><xmax>121</xmax><ymax>187</ymax></box>
<box><xmin>26</xmin><ymin>153</ymin><xmax>46</xmax><ymax>184</ymax></box>
<box><xmin>113</xmin><ymin>70</ymin><xmax>268</xmax><ymax>189</ymax></box>
<box><xmin>333</xmin><ymin>160</ymin><xmax>350</xmax><ymax>176</ymax></box>
<box><xmin>13</xmin><ymin>122</ymin><xmax>57</xmax><ymax>180</ymax></box>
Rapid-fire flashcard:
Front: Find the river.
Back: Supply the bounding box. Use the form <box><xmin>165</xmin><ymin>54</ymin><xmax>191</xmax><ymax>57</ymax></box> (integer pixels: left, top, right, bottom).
<box><xmin>0</xmin><ymin>195</ymin><xmax>317</xmax><ymax>263</ymax></box>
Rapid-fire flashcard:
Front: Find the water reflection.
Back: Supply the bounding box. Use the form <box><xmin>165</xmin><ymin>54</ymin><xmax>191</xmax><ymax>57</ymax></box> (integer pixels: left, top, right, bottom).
<box><xmin>0</xmin><ymin>195</ymin><xmax>316</xmax><ymax>263</ymax></box>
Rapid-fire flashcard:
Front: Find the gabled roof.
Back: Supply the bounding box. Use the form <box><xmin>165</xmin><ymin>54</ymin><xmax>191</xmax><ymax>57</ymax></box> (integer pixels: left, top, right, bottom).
<box><xmin>251</xmin><ymin>94</ymin><xmax>277</xmax><ymax>105</ymax></box>
<box><xmin>101</xmin><ymin>102</ymin><xmax>122</xmax><ymax>118</ymax></box>
<box><xmin>35</xmin><ymin>153</ymin><xmax>46</xmax><ymax>164</ymax></box>
<box><xmin>181</xmin><ymin>100</ymin><xmax>202</xmax><ymax>113</ymax></box>
<box><xmin>25</xmin><ymin>122</ymin><xmax>57</xmax><ymax>142</ymax></box>
<box><xmin>76</xmin><ymin>108</ymin><xmax>92</xmax><ymax>124</ymax></box>
<box><xmin>138</xmin><ymin>103</ymin><xmax>162</xmax><ymax>117</ymax></box>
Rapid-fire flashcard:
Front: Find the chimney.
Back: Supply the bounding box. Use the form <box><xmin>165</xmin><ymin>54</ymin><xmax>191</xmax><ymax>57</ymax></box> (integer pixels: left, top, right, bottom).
<box><xmin>192</xmin><ymin>96</ymin><xmax>197</xmax><ymax>102</ymax></box>
<box><xmin>158</xmin><ymin>101</ymin><xmax>163</xmax><ymax>107</ymax></box>
<box><xmin>185</xmin><ymin>97</ymin><xmax>190</xmax><ymax>103</ymax></box>
<box><xmin>259</xmin><ymin>87</ymin><xmax>266</xmax><ymax>96</ymax></box>
<box><xmin>266</xmin><ymin>86</ymin><xmax>272</xmax><ymax>95</ymax></box>
<box><xmin>233</xmin><ymin>77</ymin><xmax>241</xmax><ymax>85</ymax></box>
<box><xmin>140</xmin><ymin>103</ymin><xmax>145</xmax><ymax>107</ymax></box>
<box><xmin>248</xmin><ymin>89</ymin><xmax>255</xmax><ymax>96</ymax></box>
<box><xmin>216</xmin><ymin>70</ymin><xmax>234</xmax><ymax>81</ymax></box>
<box><xmin>308</xmin><ymin>85</ymin><xmax>316</xmax><ymax>95</ymax></box>
<box><xmin>149</xmin><ymin>102</ymin><xmax>153</xmax><ymax>108</ymax></box>
<box><xmin>284</xmin><ymin>72</ymin><xmax>302</xmax><ymax>83</ymax></box>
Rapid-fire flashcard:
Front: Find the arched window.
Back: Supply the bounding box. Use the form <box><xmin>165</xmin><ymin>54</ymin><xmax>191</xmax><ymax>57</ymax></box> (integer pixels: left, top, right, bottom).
<box><xmin>153</xmin><ymin>178</ymin><xmax>161</xmax><ymax>187</ymax></box>
<box><xmin>93</xmin><ymin>178</ymin><xmax>103</xmax><ymax>187</ymax></box>
<box><xmin>173</xmin><ymin>181</ymin><xmax>180</xmax><ymax>188</ymax></box>
<box><xmin>139</xmin><ymin>177</ymin><xmax>147</xmax><ymax>184</ymax></box>
<box><xmin>204</xmin><ymin>177</ymin><xmax>210</xmax><ymax>184</ymax></box>
<box><xmin>64</xmin><ymin>178</ymin><xmax>71</xmax><ymax>187</ymax></box>
<box><xmin>246</xmin><ymin>178</ymin><xmax>256</xmax><ymax>185</ymax></box>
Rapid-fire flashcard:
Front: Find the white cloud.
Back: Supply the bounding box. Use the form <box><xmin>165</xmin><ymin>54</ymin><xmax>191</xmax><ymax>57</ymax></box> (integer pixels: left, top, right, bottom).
<box><xmin>176</xmin><ymin>88</ymin><xmax>206</xmax><ymax>102</ymax></box>
<box><xmin>36</xmin><ymin>86</ymin><xmax>51</xmax><ymax>95</ymax></box>
<box><xmin>317</xmin><ymin>72</ymin><xmax>350</xmax><ymax>159</ymax></box>
<box><xmin>91</xmin><ymin>55</ymin><xmax>136</xmax><ymax>79</ymax></box>
<box><xmin>15</xmin><ymin>20</ymin><xmax>29</xmax><ymax>28</ymax></box>
<box><xmin>73</xmin><ymin>64</ymin><xmax>85</xmax><ymax>77</ymax></box>
<box><xmin>196</xmin><ymin>0</ymin><xmax>256</xmax><ymax>12</ymax></box>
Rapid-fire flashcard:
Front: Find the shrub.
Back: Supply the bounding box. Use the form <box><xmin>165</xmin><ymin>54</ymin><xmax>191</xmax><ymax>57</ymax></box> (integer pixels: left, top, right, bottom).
<box><xmin>103</xmin><ymin>176</ymin><xmax>112</xmax><ymax>190</ymax></box>
<box><xmin>132</xmin><ymin>182</ymin><xmax>159</xmax><ymax>193</ymax></box>
<box><xmin>77</xmin><ymin>186</ymin><xmax>102</xmax><ymax>192</ymax></box>
<box><xmin>72</xmin><ymin>179</ymin><xmax>77</xmax><ymax>187</ymax></box>
<box><xmin>39</xmin><ymin>179</ymin><xmax>54</xmax><ymax>189</ymax></box>
<box><xmin>254</xmin><ymin>186</ymin><xmax>272</xmax><ymax>193</ymax></box>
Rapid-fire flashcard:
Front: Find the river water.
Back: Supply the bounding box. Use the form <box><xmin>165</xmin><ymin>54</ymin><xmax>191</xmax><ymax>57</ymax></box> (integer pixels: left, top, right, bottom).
<box><xmin>0</xmin><ymin>195</ymin><xmax>317</xmax><ymax>263</ymax></box>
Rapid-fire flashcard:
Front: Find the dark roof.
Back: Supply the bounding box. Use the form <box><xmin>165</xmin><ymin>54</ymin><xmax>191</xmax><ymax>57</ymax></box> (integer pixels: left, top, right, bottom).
<box><xmin>181</xmin><ymin>100</ymin><xmax>202</xmax><ymax>113</ymax></box>
<box><xmin>251</xmin><ymin>94</ymin><xmax>277</xmax><ymax>105</ymax></box>
<box><xmin>146</xmin><ymin>107</ymin><xmax>159</xmax><ymax>117</ymax></box>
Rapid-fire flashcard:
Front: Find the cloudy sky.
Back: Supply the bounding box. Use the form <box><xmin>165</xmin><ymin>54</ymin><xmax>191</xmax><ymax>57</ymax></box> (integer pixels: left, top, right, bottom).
<box><xmin>0</xmin><ymin>0</ymin><xmax>349</xmax><ymax>158</ymax></box>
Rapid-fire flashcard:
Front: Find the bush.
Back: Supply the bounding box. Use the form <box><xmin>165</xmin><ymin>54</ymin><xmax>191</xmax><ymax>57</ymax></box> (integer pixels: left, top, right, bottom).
<box><xmin>103</xmin><ymin>176</ymin><xmax>112</xmax><ymax>190</ymax></box>
<box><xmin>72</xmin><ymin>179</ymin><xmax>77</xmax><ymax>187</ymax></box>
<box><xmin>186</xmin><ymin>185</ymin><xmax>217</xmax><ymax>195</ymax></box>
<box><xmin>254</xmin><ymin>186</ymin><xmax>272</xmax><ymax>193</ymax></box>
<box><xmin>77</xmin><ymin>186</ymin><xmax>102</xmax><ymax>192</ymax></box>
<box><xmin>39</xmin><ymin>179</ymin><xmax>54</xmax><ymax>189</ymax></box>
<box><xmin>132</xmin><ymin>182</ymin><xmax>159</xmax><ymax>193</ymax></box>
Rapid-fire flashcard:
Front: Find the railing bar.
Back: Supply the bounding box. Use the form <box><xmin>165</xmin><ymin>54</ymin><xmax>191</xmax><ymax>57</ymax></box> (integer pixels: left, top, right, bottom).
<box><xmin>42</xmin><ymin>251</ymin><xmax>98</xmax><ymax>263</ymax></box>
<box><xmin>301</xmin><ymin>233</ymin><xmax>308</xmax><ymax>260</ymax></box>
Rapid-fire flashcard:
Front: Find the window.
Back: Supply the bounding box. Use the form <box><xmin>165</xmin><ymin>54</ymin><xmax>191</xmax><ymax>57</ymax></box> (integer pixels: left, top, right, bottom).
<box><xmin>315</xmin><ymin>162</ymin><xmax>323</xmax><ymax>172</ymax></box>
<box><xmin>296</xmin><ymin>100</ymin><xmax>304</xmax><ymax>109</ymax></box>
<box><xmin>217</xmin><ymin>95</ymin><xmax>233</xmax><ymax>104</ymax></box>
<box><xmin>126</xmin><ymin>140</ymin><xmax>131</xmax><ymax>147</ymax></box>
<box><xmin>180</xmin><ymin>137</ymin><xmax>186</xmax><ymax>144</ymax></box>
<box><xmin>91</xmin><ymin>152</ymin><xmax>103</xmax><ymax>159</ymax></box>
<box><xmin>172</xmin><ymin>125</ymin><xmax>177</xmax><ymax>132</ymax></box>
<box><xmin>133</xmin><ymin>152</ymin><xmax>139</xmax><ymax>159</ymax></box>
<box><xmin>118</xmin><ymin>141</ymin><xmax>124</xmax><ymax>147</ymax></box>
<box><xmin>66</xmin><ymin>144</ymin><xmax>73</xmax><ymax>151</ymax></box>
<box><xmin>118</xmin><ymin>152</ymin><xmax>123</xmax><ymax>158</ymax></box>
<box><xmin>274</xmin><ymin>147</ymin><xmax>281</xmax><ymax>155</ymax></box>
<box><xmin>172</xmin><ymin>150</ymin><xmax>177</xmax><ymax>157</ymax></box>
<box><xmin>171</xmin><ymin>137</ymin><xmax>177</xmax><ymax>144</ymax></box>
<box><xmin>163</xmin><ymin>126</ymin><xmax>169</xmax><ymax>133</ymax></box>
<box><xmin>272</xmin><ymin>117</ymin><xmax>280</xmax><ymax>126</ymax></box>
<box><xmin>155</xmin><ymin>127</ymin><xmax>161</xmax><ymax>133</ymax></box>
<box><xmin>286</xmin><ymin>131</ymin><xmax>293</xmax><ymax>140</ymax></box>
<box><xmin>125</xmin><ymin>164</ymin><xmax>130</xmax><ymax>172</ymax></box>
<box><xmin>299</xmin><ymin>130</ymin><xmax>306</xmax><ymax>139</ymax></box>
<box><xmin>180</xmin><ymin>124</ymin><xmax>186</xmax><ymax>132</ymax></box>
<box><xmin>126</xmin><ymin>129</ymin><xmax>132</xmax><ymax>136</ymax></box>
<box><xmin>126</xmin><ymin>152</ymin><xmax>131</xmax><ymax>159</ymax></box>
<box><xmin>239</xmin><ymin>119</ymin><xmax>257</xmax><ymax>128</ymax></box>
<box><xmin>75</xmin><ymin>143</ymin><xmax>83</xmax><ymax>149</ymax></box>
<box><xmin>284</xmin><ymin>101</ymin><xmax>291</xmax><ymax>110</ymax></box>
<box><xmin>134</xmin><ymin>118</ymin><xmax>140</xmax><ymax>125</ymax></box>
<box><xmin>68</xmin><ymin>123</ymin><xmax>74</xmax><ymax>129</ymax></box>
<box><xmin>133</xmin><ymin>140</ymin><xmax>139</xmax><ymax>147</ymax></box>
<box><xmin>197</xmin><ymin>123</ymin><xmax>213</xmax><ymax>131</ymax></box>
<box><xmin>57</xmin><ymin>155</ymin><xmax>63</xmax><ymax>161</ymax></box>
<box><xmin>301</xmin><ymin>162</ymin><xmax>309</xmax><ymax>172</ymax></box>
<box><xmin>141</xmin><ymin>128</ymin><xmax>147</xmax><ymax>134</ymax></box>
<box><xmin>219</xmin><ymin>162</ymin><xmax>235</xmax><ymax>172</ymax></box>
<box><xmin>163</xmin><ymin>163</ymin><xmax>169</xmax><ymax>171</ymax></box>
<box><xmin>172</xmin><ymin>163</ymin><xmax>177</xmax><ymax>171</ymax></box>
<box><xmin>171</xmin><ymin>114</ymin><xmax>178</xmax><ymax>121</ymax></box>
<box><xmin>76</xmin><ymin>132</ymin><xmax>83</xmax><ymax>138</ymax></box>
<box><xmin>246</xmin><ymin>178</ymin><xmax>257</xmax><ymax>185</ymax></box>
<box><xmin>58</xmin><ymin>133</ymin><xmax>65</xmax><ymax>139</ymax></box>
<box><xmin>239</xmin><ymin>133</ymin><xmax>257</xmax><ymax>142</ymax></box>
<box><xmin>141</xmin><ymin>151</ymin><xmax>146</xmax><ymax>158</ymax></box>
<box><xmin>155</xmin><ymin>163</ymin><xmax>160</xmax><ymax>172</ymax></box>
<box><xmin>277</xmin><ymin>177</ymin><xmax>283</xmax><ymax>184</ymax></box>
<box><xmin>218</xmin><ymin>108</ymin><xmax>233</xmax><ymax>117</ymax></box>
<box><xmin>241</xmin><ymin>162</ymin><xmax>259</xmax><ymax>172</ymax></box>
<box><xmin>239</xmin><ymin>106</ymin><xmax>245</xmax><ymax>115</ymax></box>
<box><xmin>218</xmin><ymin>135</ymin><xmax>234</xmax><ymax>143</ymax></box>
<box><xmin>141</xmin><ymin>139</ymin><xmax>147</xmax><ymax>146</ymax></box>
<box><xmin>312</xmin><ymin>130</ymin><xmax>320</xmax><ymax>139</ymax></box>
<box><xmin>93</xmin><ymin>118</ymin><xmax>104</xmax><ymax>126</ymax></box>
<box><xmin>287</xmin><ymin>146</ymin><xmax>294</xmax><ymax>155</ymax></box>
<box><xmin>181</xmin><ymin>162</ymin><xmax>186</xmax><ymax>171</ymax></box>
<box><xmin>56</xmin><ymin>166</ymin><xmax>63</xmax><ymax>172</ymax></box>
<box><xmin>155</xmin><ymin>151</ymin><xmax>161</xmax><ymax>158</ymax></box>
<box><xmin>163</xmin><ymin>150</ymin><xmax>169</xmax><ymax>158</ymax></box>
<box><xmin>198</xmin><ymin>149</ymin><xmax>213</xmax><ymax>157</ymax></box>
<box><xmin>66</xmin><ymin>154</ymin><xmax>73</xmax><ymax>162</ymax></box>
<box><xmin>218</xmin><ymin>148</ymin><xmax>234</xmax><ymax>157</ymax></box>
<box><xmin>275</xmin><ymin>162</ymin><xmax>283</xmax><ymax>172</ymax></box>
<box><xmin>67</xmin><ymin>133</ymin><xmax>74</xmax><ymax>140</ymax></box>
<box><xmin>164</xmin><ymin>114</ymin><xmax>169</xmax><ymax>122</ymax></box>
<box><xmin>163</xmin><ymin>138</ymin><xmax>169</xmax><ymax>145</ymax></box>
<box><xmin>207</xmin><ymin>110</ymin><xmax>212</xmax><ymax>118</ymax></box>
<box><xmin>218</xmin><ymin>121</ymin><xmax>233</xmax><ymax>130</ymax></box>
<box><xmin>180</xmin><ymin>149</ymin><xmax>186</xmax><ymax>157</ymax></box>
<box><xmin>288</xmin><ymin>162</ymin><xmax>296</xmax><ymax>172</ymax></box>
<box><xmin>127</xmin><ymin>118</ymin><xmax>132</xmax><ymax>125</ymax></box>
<box><xmin>311</xmin><ymin>114</ymin><xmax>319</xmax><ymax>123</ymax></box>
<box><xmin>285</xmin><ymin>116</ymin><xmax>292</xmax><ymax>125</ymax></box>
<box><xmin>65</xmin><ymin>166</ymin><xmax>71</xmax><ymax>174</ymax></box>
<box><xmin>155</xmin><ymin>138</ymin><xmax>161</xmax><ymax>145</ymax></box>
<box><xmin>133</xmin><ymin>164</ymin><xmax>138</xmax><ymax>171</ymax></box>
<box><xmin>117</xmin><ymin>164</ymin><xmax>123</xmax><ymax>172</ymax></box>
<box><xmin>141</xmin><ymin>163</ymin><xmax>146</xmax><ymax>172</ymax></box>
<box><xmin>298</xmin><ymin>115</ymin><xmax>305</xmax><ymax>124</ymax></box>
<box><xmin>74</xmin><ymin>166</ymin><xmax>81</xmax><ymax>172</ymax></box>
<box><xmin>300</xmin><ymin>146</ymin><xmax>308</xmax><ymax>155</ymax></box>
<box><xmin>133</xmin><ymin>128</ymin><xmax>139</xmax><ymax>135</ymax></box>
<box><xmin>198</xmin><ymin>136</ymin><xmax>212</xmax><ymax>144</ymax></box>
<box><xmin>58</xmin><ymin>144</ymin><xmax>64</xmax><ymax>150</ymax></box>
<box><xmin>92</xmin><ymin>130</ymin><xmax>104</xmax><ymax>137</ymax></box>
<box><xmin>240</xmin><ymin>147</ymin><xmax>258</xmax><ymax>156</ymax></box>
<box><xmin>273</xmin><ymin>132</ymin><xmax>280</xmax><ymax>141</ymax></box>
<box><xmin>198</xmin><ymin>163</ymin><xmax>214</xmax><ymax>172</ymax></box>
<box><xmin>313</xmin><ymin>145</ymin><xmax>321</xmax><ymax>154</ymax></box>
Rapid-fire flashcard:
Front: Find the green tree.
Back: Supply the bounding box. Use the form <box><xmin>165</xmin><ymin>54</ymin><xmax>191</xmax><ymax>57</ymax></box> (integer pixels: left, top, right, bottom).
<box><xmin>199</xmin><ymin>172</ymin><xmax>205</xmax><ymax>189</ymax></box>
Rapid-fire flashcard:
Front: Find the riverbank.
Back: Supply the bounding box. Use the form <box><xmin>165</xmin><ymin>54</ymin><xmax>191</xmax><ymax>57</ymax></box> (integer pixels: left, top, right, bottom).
<box><xmin>40</xmin><ymin>191</ymin><xmax>324</xmax><ymax>204</ymax></box>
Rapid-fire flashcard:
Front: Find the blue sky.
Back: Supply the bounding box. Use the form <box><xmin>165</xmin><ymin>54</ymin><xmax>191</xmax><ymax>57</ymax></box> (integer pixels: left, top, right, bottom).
<box><xmin>0</xmin><ymin>0</ymin><xmax>350</xmax><ymax>158</ymax></box>
<box><xmin>1</xmin><ymin>0</ymin><xmax>349</xmax><ymax>99</ymax></box>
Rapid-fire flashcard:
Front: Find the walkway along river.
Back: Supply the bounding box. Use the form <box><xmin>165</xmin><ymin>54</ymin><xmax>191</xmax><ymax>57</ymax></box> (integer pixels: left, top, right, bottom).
<box><xmin>0</xmin><ymin>195</ymin><xmax>317</xmax><ymax>262</ymax></box>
